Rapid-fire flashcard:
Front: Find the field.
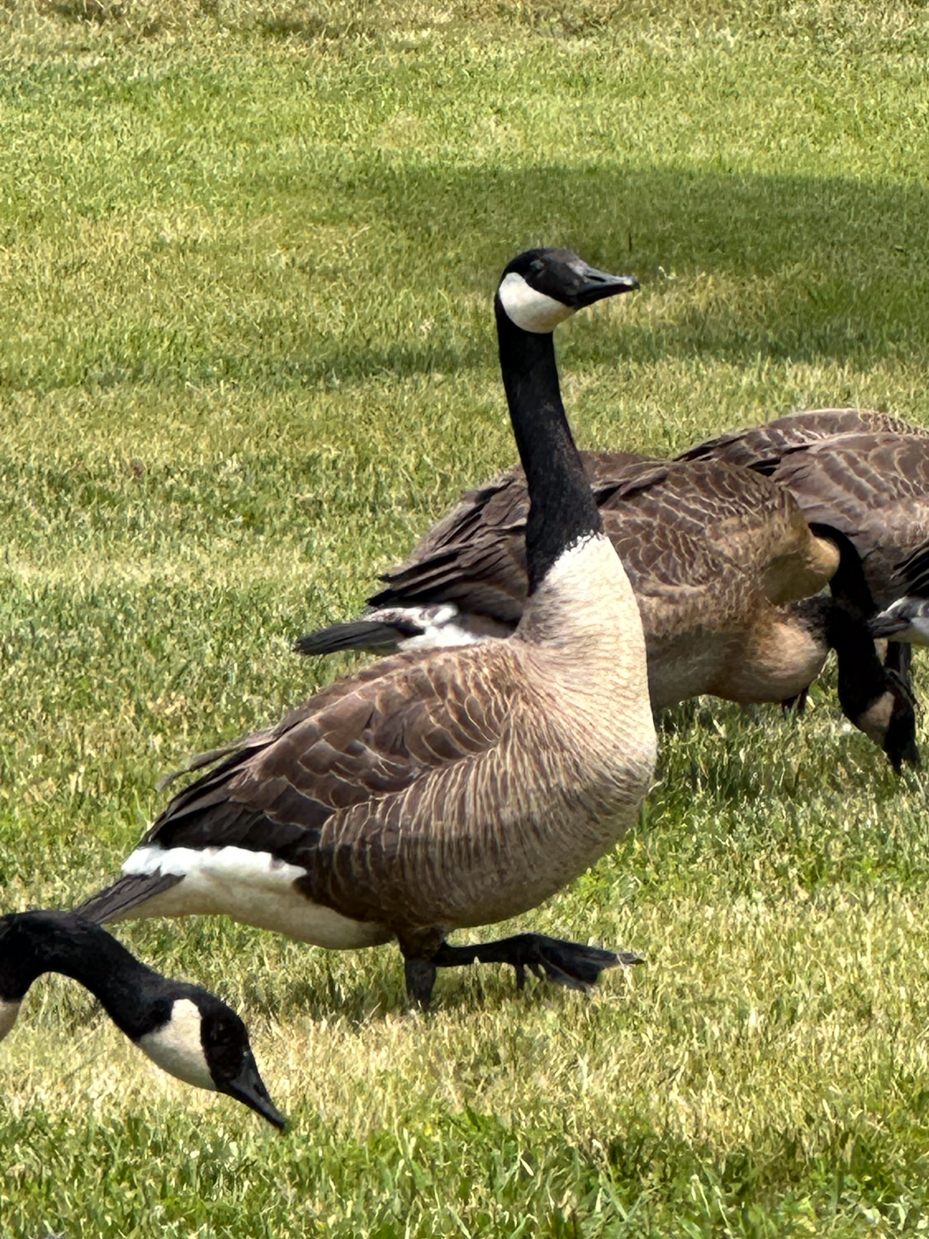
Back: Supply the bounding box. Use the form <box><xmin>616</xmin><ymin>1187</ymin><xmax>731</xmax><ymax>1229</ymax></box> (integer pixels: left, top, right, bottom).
<box><xmin>3</xmin><ymin>0</ymin><xmax>929</xmax><ymax>1234</ymax></box>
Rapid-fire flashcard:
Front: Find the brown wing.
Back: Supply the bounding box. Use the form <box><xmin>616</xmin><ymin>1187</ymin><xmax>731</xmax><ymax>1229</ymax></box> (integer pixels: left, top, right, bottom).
<box><xmin>677</xmin><ymin>408</ymin><xmax>929</xmax><ymax>471</ymax></box>
<box><xmin>372</xmin><ymin>450</ymin><xmax>653</xmax><ymax>621</ymax></box>
<box><xmin>374</xmin><ymin>455</ymin><xmax>832</xmax><ymax>626</ymax></box>
<box><xmin>768</xmin><ymin>433</ymin><xmax>929</xmax><ymax>604</ymax></box>
<box><xmin>600</xmin><ymin>460</ymin><xmax>833</xmax><ymax>605</ymax></box>
<box><xmin>144</xmin><ymin>649</ymin><xmax>510</xmax><ymax>875</ymax></box>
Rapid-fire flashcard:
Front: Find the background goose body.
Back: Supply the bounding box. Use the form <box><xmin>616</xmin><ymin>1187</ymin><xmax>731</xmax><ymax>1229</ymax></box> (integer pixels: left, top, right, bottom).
<box><xmin>297</xmin><ymin>453</ymin><xmax>840</xmax><ymax>712</ymax></box>
<box><xmin>676</xmin><ymin>407</ymin><xmax>929</xmax><ymax>473</ymax></box>
<box><xmin>677</xmin><ymin>409</ymin><xmax>929</xmax><ymax>767</ymax></box>
<box><xmin>78</xmin><ymin>248</ymin><xmax>655</xmax><ymax>1004</ymax></box>
<box><xmin>677</xmin><ymin>411</ymin><xmax>929</xmax><ymax>608</ymax></box>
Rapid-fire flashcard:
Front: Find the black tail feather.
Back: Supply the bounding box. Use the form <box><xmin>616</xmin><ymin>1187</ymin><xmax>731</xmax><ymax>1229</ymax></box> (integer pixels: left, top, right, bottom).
<box><xmin>294</xmin><ymin>619</ymin><xmax>423</xmax><ymax>657</ymax></box>
<box><xmin>75</xmin><ymin>873</ymin><xmax>182</xmax><ymax>924</ymax></box>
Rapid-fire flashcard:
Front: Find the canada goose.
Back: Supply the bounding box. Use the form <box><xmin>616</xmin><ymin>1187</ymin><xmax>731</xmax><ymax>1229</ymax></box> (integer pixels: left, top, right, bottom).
<box><xmin>293</xmin><ymin>447</ymin><xmax>917</xmax><ymax>765</ymax></box>
<box><xmin>871</xmin><ymin>597</ymin><xmax>929</xmax><ymax>645</ymax></box>
<box><xmin>870</xmin><ymin>546</ymin><xmax>929</xmax><ymax>645</ymax></box>
<box><xmin>77</xmin><ymin>248</ymin><xmax>655</xmax><ymax>1007</ymax></box>
<box><xmin>0</xmin><ymin>909</ymin><xmax>284</xmax><ymax>1128</ymax></box>
<box><xmin>680</xmin><ymin>413</ymin><xmax>929</xmax><ymax>763</ymax></box>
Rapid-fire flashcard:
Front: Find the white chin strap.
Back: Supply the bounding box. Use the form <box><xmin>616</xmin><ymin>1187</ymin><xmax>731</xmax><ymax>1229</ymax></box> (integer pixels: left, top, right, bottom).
<box><xmin>498</xmin><ymin>272</ymin><xmax>575</xmax><ymax>333</ymax></box>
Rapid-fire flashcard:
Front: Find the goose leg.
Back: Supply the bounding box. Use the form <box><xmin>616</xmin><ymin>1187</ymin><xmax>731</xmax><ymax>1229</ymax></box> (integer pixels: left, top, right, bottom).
<box><xmin>403</xmin><ymin>957</ymin><xmax>439</xmax><ymax>1008</ymax></box>
<box><xmin>430</xmin><ymin>933</ymin><xmax>642</xmax><ymax>992</ymax></box>
<box><xmin>781</xmin><ymin>687</ymin><xmax>809</xmax><ymax>716</ymax></box>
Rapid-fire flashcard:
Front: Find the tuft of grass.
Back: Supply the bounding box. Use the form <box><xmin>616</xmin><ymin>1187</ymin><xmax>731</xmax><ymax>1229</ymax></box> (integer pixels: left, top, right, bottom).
<box><xmin>2</xmin><ymin>1</ymin><xmax>929</xmax><ymax>1235</ymax></box>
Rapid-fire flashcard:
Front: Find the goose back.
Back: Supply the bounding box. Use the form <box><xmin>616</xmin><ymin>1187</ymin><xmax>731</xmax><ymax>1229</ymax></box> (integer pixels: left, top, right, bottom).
<box><xmin>676</xmin><ymin>407</ymin><xmax>929</xmax><ymax>472</ymax></box>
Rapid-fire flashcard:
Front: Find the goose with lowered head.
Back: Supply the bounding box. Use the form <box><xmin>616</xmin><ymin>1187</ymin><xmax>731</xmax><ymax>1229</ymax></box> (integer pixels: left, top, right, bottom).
<box><xmin>0</xmin><ymin>909</ymin><xmax>284</xmax><ymax>1128</ymax></box>
<box><xmin>77</xmin><ymin>248</ymin><xmax>655</xmax><ymax>1007</ymax></box>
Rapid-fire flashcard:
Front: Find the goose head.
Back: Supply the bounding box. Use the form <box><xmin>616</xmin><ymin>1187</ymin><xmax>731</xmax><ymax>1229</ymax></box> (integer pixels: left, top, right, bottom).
<box><xmin>496</xmin><ymin>248</ymin><xmax>639</xmax><ymax>334</ymax></box>
<box><xmin>137</xmin><ymin>988</ymin><xmax>286</xmax><ymax>1130</ymax></box>
<box><xmin>868</xmin><ymin>597</ymin><xmax>929</xmax><ymax>646</ymax></box>
<box><xmin>0</xmin><ymin>909</ymin><xmax>285</xmax><ymax>1130</ymax></box>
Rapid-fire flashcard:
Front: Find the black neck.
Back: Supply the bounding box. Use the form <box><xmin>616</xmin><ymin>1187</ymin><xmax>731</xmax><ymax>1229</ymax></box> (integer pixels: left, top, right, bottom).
<box><xmin>809</xmin><ymin>524</ymin><xmax>875</xmax><ymax>619</ymax></box>
<box><xmin>0</xmin><ymin>911</ymin><xmax>176</xmax><ymax>1042</ymax></box>
<box><xmin>496</xmin><ymin>300</ymin><xmax>602</xmax><ymax>594</ymax></box>
<box><xmin>827</xmin><ymin>606</ymin><xmax>889</xmax><ymax>716</ymax></box>
<box><xmin>811</xmin><ymin>524</ymin><xmax>886</xmax><ymax>716</ymax></box>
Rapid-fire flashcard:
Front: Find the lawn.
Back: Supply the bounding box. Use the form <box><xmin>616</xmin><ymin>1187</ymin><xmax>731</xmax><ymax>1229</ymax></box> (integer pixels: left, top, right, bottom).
<box><xmin>2</xmin><ymin>0</ymin><xmax>929</xmax><ymax>1234</ymax></box>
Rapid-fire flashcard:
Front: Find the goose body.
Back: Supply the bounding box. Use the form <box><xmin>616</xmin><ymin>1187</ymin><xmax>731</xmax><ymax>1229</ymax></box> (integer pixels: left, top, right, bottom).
<box><xmin>677</xmin><ymin>411</ymin><xmax>929</xmax><ymax>609</ymax></box>
<box><xmin>296</xmin><ymin>452</ymin><xmax>841</xmax><ymax>712</ymax></box>
<box><xmin>676</xmin><ymin>407</ymin><xmax>929</xmax><ymax>474</ymax></box>
<box><xmin>78</xmin><ymin>249</ymin><xmax>655</xmax><ymax>1003</ymax></box>
<box><xmin>0</xmin><ymin>910</ymin><xmax>284</xmax><ymax>1128</ymax></box>
<box><xmin>678</xmin><ymin>409</ymin><xmax>929</xmax><ymax>767</ymax></box>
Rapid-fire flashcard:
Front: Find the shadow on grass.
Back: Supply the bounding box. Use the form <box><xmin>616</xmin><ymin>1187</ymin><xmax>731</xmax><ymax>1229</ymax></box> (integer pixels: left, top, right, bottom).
<box><xmin>235</xmin><ymin>161</ymin><xmax>929</xmax><ymax>379</ymax></box>
<box><xmin>4</xmin><ymin>163</ymin><xmax>928</xmax><ymax>393</ymax></box>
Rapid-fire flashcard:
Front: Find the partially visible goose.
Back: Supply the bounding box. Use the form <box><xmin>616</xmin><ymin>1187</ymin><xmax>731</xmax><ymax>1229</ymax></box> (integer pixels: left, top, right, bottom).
<box><xmin>680</xmin><ymin>412</ymin><xmax>929</xmax><ymax>763</ymax></box>
<box><xmin>295</xmin><ymin>454</ymin><xmax>840</xmax><ymax>707</ymax></box>
<box><xmin>293</xmin><ymin>451</ymin><xmax>916</xmax><ymax>767</ymax></box>
<box><xmin>0</xmin><ymin>910</ymin><xmax>284</xmax><ymax>1128</ymax></box>
<box><xmin>676</xmin><ymin>407</ymin><xmax>929</xmax><ymax>473</ymax></box>
<box><xmin>870</xmin><ymin>545</ymin><xmax>929</xmax><ymax>646</ymax></box>
<box><xmin>677</xmin><ymin>412</ymin><xmax>929</xmax><ymax>607</ymax></box>
<box><xmin>77</xmin><ymin>248</ymin><xmax>655</xmax><ymax>1006</ymax></box>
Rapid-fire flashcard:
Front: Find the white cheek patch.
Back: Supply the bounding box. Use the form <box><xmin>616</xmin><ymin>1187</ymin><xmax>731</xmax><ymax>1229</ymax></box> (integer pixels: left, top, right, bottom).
<box><xmin>138</xmin><ymin>997</ymin><xmax>215</xmax><ymax>1092</ymax></box>
<box><xmin>498</xmin><ymin>272</ymin><xmax>575</xmax><ymax>333</ymax></box>
<box><xmin>0</xmin><ymin>999</ymin><xmax>22</xmax><ymax>1042</ymax></box>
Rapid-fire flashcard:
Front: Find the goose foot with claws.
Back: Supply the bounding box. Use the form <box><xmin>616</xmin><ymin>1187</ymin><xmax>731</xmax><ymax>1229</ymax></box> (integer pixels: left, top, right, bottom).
<box><xmin>404</xmin><ymin>933</ymin><xmax>643</xmax><ymax>1007</ymax></box>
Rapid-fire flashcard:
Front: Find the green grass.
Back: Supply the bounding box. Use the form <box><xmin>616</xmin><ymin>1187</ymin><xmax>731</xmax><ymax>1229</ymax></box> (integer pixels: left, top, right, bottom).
<box><xmin>3</xmin><ymin>0</ymin><xmax>929</xmax><ymax>1234</ymax></box>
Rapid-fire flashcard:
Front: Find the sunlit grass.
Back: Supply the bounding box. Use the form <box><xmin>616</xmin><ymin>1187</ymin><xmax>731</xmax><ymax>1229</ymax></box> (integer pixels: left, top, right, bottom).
<box><xmin>3</xmin><ymin>1</ymin><xmax>929</xmax><ymax>1235</ymax></box>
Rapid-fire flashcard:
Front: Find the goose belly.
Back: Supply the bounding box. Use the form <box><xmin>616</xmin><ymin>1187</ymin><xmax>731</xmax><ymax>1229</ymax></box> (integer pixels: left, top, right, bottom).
<box><xmin>121</xmin><ymin>845</ymin><xmax>392</xmax><ymax>949</ymax></box>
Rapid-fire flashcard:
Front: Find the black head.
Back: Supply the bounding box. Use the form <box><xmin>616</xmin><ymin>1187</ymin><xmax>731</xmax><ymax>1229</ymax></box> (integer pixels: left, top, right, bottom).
<box><xmin>197</xmin><ymin>992</ymin><xmax>286</xmax><ymax>1131</ymax></box>
<box><xmin>496</xmin><ymin>248</ymin><xmax>638</xmax><ymax>333</ymax></box>
<box><xmin>140</xmin><ymin>988</ymin><xmax>287</xmax><ymax>1131</ymax></box>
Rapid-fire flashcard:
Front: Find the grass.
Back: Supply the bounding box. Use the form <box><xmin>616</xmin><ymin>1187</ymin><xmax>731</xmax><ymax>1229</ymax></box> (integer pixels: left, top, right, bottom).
<box><xmin>2</xmin><ymin>0</ymin><xmax>929</xmax><ymax>1233</ymax></box>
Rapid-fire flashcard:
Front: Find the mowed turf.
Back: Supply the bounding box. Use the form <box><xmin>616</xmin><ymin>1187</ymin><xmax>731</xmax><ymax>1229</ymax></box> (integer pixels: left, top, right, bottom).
<box><xmin>3</xmin><ymin>1</ymin><xmax>929</xmax><ymax>1234</ymax></box>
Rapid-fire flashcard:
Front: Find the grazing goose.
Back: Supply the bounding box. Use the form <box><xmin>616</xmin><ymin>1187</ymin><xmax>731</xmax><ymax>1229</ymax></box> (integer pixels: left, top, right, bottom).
<box><xmin>294</xmin><ymin>450</ymin><xmax>917</xmax><ymax>765</ymax></box>
<box><xmin>870</xmin><ymin>546</ymin><xmax>929</xmax><ymax>646</ymax></box>
<box><xmin>77</xmin><ymin>248</ymin><xmax>655</xmax><ymax>1006</ymax></box>
<box><xmin>680</xmin><ymin>414</ymin><xmax>929</xmax><ymax>764</ymax></box>
<box><xmin>0</xmin><ymin>910</ymin><xmax>284</xmax><ymax>1128</ymax></box>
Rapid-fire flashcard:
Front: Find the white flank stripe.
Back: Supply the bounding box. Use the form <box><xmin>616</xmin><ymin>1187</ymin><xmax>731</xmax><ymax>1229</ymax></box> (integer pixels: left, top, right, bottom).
<box><xmin>120</xmin><ymin>845</ymin><xmax>391</xmax><ymax>949</ymax></box>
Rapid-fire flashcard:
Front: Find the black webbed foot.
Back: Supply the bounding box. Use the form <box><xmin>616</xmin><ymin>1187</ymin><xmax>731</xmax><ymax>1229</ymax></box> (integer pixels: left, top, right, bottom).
<box><xmin>431</xmin><ymin>932</ymin><xmax>642</xmax><ymax>993</ymax></box>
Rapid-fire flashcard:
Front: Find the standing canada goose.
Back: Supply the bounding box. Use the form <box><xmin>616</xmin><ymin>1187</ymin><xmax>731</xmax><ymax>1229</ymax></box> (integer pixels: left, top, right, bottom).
<box><xmin>293</xmin><ymin>450</ymin><xmax>916</xmax><ymax>766</ymax></box>
<box><xmin>77</xmin><ymin>248</ymin><xmax>655</xmax><ymax>1006</ymax></box>
<box><xmin>0</xmin><ymin>910</ymin><xmax>284</xmax><ymax>1129</ymax></box>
